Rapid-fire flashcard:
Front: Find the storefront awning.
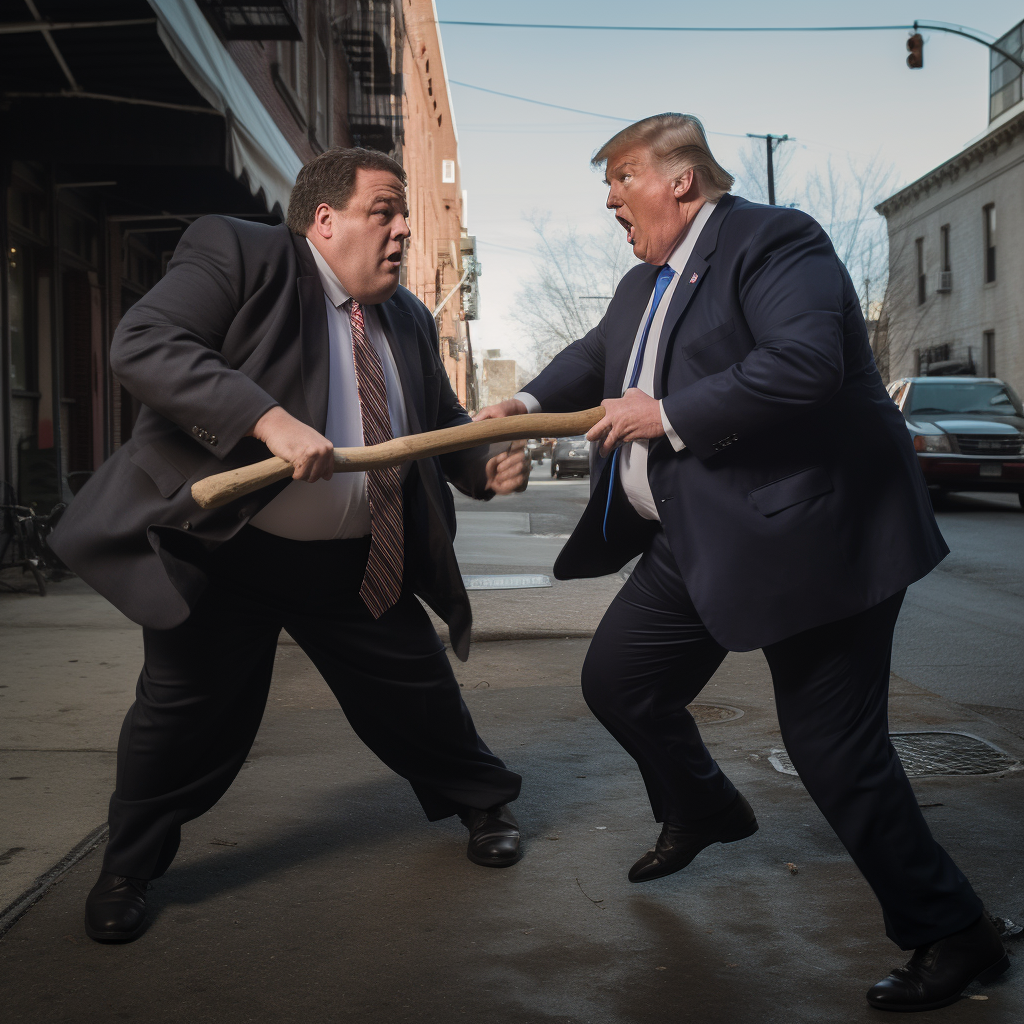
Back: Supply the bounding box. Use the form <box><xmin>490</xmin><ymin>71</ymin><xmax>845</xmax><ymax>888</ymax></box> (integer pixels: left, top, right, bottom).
<box><xmin>148</xmin><ymin>0</ymin><xmax>303</xmax><ymax>216</ymax></box>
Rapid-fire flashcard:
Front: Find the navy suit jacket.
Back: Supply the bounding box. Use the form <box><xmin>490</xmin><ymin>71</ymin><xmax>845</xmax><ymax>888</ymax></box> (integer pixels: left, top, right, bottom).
<box><xmin>524</xmin><ymin>195</ymin><xmax>947</xmax><ymax>650</ymax></box>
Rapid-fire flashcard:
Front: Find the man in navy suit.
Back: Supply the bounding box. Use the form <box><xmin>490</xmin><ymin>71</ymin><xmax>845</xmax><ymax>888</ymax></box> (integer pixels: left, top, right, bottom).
<box><xmin>475</xmin><ymin>114</ymin><xmax>1007</xmax><ymax>1011</ymax></box>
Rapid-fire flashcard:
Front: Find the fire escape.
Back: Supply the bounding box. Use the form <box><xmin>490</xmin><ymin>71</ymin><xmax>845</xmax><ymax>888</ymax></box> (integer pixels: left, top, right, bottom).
<box><xmin>336</xmin><ymin>0</ymin><xmax>403</xmax><ymax>157</ymax></box>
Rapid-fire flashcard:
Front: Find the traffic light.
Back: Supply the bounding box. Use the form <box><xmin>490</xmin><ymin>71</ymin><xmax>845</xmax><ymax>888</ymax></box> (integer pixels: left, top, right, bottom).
<box><xmin>907</xmin><ymin>33</ymin><xmax>924</xmax><ymax>69</ymax></box>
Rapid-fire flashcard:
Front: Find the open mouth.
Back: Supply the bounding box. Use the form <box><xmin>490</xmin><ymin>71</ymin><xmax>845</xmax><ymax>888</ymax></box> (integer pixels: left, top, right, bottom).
<box><xmin>616</xmin><ymin>215</ymin><xmax>636</xmax><ymax>245</ymax></box>
<box><xmin>385</xmin><ymin>251</ymin><xmax>402</xmax><ymax>270</ymax></box>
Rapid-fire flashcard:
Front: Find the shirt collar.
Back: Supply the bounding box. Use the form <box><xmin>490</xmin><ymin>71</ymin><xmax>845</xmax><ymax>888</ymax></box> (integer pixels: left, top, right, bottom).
<box><xmin>306</xmin><ymin>237</ymin><xmax>352</xmax><ymax>308</ymax></box>
<box><xmin>666</xmin><ymin>200</ymin><xmax>718</xmax><ymax>274</ymax></box>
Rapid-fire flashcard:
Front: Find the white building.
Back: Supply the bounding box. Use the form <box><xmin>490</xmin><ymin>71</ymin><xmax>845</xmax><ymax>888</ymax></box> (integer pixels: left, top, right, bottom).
<box><xmin>875</xmin><ymin>20</ymin><xmax>1024</xmax><ymax>397</ymax></box>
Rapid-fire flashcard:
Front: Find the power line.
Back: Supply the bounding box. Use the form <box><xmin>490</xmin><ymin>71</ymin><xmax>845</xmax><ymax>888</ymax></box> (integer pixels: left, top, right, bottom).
<box><xmin>448</xmin><ymin>80</ymin><xmax>631</xmax><ymax>123</ymax></box>
<box><xmin>439</xmin><ymin>21</ymin><xmax>915</xmax><ymax>33</ymax></box>
<box><xmin>447</xmin><ymin>80</ymin><xmax>751</xmax><ymax>138</ymax></box>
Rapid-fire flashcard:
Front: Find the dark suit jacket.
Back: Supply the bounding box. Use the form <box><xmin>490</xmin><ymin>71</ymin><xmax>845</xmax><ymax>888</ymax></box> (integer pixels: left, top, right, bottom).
<box><xmin>524</xmin><ymin>195</ymin><xmax>947</xmax><ymax>650</ymax></box>
<box><xmin>50</xmin><ymin>216</ymin><xmax>491</xmax><ymax>660</ymax></box>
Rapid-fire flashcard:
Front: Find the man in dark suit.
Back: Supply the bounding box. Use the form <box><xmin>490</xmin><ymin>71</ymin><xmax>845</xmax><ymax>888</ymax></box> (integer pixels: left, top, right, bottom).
<box><xmin>51</xmin><ymin>147</ymin><xmax>529</xmax><ymax>944</ymax></box>
<box><xmin>475</xmin><ymin>114</ymin><xmax>1007</xmax><ymax>1012</ymax></box>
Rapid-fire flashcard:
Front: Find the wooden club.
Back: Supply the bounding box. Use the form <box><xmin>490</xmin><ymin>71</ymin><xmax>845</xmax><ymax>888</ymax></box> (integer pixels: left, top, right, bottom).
<box><xmin>190</xmin><ymin>407</ymin><xmax>606</xmax><ymax>510</ymax></box>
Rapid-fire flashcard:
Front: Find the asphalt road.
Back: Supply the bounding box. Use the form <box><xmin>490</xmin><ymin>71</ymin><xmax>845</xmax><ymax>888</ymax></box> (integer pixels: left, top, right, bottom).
<box><xmin>893</xmin><ymin>492</ymin><xmax>1024</xmax><ymax>737</ymax></box>
<box><xmin>456</xmin><ymin>461</ymin><xmax>1024</xmax><ymax>734</ymax></box>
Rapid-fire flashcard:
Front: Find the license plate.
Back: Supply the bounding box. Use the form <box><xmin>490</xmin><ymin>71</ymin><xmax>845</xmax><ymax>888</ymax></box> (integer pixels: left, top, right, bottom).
<box><xmin>979</xmin><ymin>463</ymin><xmax>1002</xmax><ymax>477</ymax></box>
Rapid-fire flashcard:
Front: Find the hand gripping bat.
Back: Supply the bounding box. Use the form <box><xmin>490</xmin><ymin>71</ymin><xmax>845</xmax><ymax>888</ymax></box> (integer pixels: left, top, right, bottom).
<box><xmin>190</xmin><ymin>407</ymin><xmax>606</xmax><ymax>510</ymax></box>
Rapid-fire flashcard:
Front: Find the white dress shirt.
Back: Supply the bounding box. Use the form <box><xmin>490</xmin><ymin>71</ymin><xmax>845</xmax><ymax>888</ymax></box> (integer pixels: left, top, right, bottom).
<box><xmin>517</xmin><ymin>201</ymin><xmax>716</xmax><ymax>522</ymax></box>
<box><xmin>249</xmin><ymin>239</ymin><xmax>410</xmax><ymax>540</ymax></box>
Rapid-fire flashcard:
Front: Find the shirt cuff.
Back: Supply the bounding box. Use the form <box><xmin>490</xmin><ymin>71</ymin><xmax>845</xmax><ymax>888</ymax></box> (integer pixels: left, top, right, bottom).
<box><xmin>513</xmin><ymin>391</ymin><xmax>541</xmax><ymax>414</ymax></box>
<box><xmin>660</xmin><ymin>399</ymin><xmax>687</xmax><ymax>451</ymax></box>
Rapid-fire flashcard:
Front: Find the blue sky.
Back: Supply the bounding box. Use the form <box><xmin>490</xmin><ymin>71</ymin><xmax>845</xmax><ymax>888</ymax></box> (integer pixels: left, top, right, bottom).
<box><xmin>434</xmin><ymin>1</ymin><xmax>1023</xmax><ymax>368</ymax></box>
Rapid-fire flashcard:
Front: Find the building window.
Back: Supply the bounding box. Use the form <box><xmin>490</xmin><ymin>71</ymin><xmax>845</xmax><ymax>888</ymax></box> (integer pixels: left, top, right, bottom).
<box><xmin>984</xmin><ymin>330</ymin><xmax>996</xmax><ymax>377</ymax></box>
<box><xmin>915</xmin><ymin>237</ymin><xmax>925</xmax><ymax>305</ymax></box>
<box><xmin>983</xmin><ymin>204</ymin><xmax>996</xmax><ymax>283</ymax></box>
<box><xmin>281</xmin><ymin>40</ymin><xmax>301</xmax><ymax>94</ymax></box>
<box><xmin>940</xmin><ymin>224</ymin><xmax>950</xmax><ymax>271</ymax></box>
<box><xmin>314</xmin><ymin>37</ymin><xmax>329</xmax><ymax>145</ymax></box>
<box><xmin>7</xmin><ymin>242</ymin><xmax>32</xmax><ymax>392</ymax></box>
<box><xmin>989</xmin><ymin>21</ymin><xmax>1023</xmax><ymax>121</ymax></box>
<box><xmin>442</xmin><ymin>160</ymin><xmax>455</xmax><ymax>184</ymax></box>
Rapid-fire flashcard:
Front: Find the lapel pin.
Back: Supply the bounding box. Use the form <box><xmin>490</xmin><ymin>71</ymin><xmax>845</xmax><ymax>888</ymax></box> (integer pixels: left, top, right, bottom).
<box><xmin>690</xmin><ymin>272</ymin><xmax>699</xmax><ymax>284</ymax></box>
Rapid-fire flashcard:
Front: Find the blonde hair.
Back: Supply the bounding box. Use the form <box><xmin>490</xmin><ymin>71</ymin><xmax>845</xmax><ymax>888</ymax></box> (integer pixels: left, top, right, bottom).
<box><xmin>593</xmin><ymin>113</ymin><xmax>734</xmax><ymax>202</ymax></box>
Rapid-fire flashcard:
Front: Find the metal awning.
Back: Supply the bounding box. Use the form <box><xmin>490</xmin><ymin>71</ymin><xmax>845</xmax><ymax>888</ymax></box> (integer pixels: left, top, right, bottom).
<box><xmin>148</xmin><ymin>0</ymin><xmax>303</xmax><ymax>215</ymax></box>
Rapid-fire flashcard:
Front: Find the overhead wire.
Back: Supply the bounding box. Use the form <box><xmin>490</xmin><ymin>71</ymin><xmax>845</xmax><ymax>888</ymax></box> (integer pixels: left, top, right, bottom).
<box><xmin>439</xmin><ymin>21</ymin><xmax>916</xmax><ymax>33</ymax></box>
<box><xmin>447</xmin><ymin>80</ymin><xmax>751</xmax><ymax>138</ymax></box>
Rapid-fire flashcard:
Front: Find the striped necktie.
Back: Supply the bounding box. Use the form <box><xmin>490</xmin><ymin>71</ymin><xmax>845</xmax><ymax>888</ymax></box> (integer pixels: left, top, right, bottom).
<box><xmin>349</xmin><ymin>300</ymin><xmax>404</xmax><ymax>617</ymax></box>
<box><xmin>602</xmin><ymin>264</ymin><xmax>676</xmax><ymax>541</ymax></box>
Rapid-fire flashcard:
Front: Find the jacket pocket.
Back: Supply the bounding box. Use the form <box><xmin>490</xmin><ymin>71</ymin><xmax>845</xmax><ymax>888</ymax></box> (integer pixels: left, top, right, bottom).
<box><xmin>749</xmin><ymin>467</ymin><xmax>833</xmax><ymax>517</ymax></box>
<box><xmin>680</xmin><ymin>318</ymin><xmax>735</xmax><ymax>359</ymax></box>
<box><xmin>130</xmin><ymin>443</ymin><xmax>187</xmax><ymax>498</ymax></box>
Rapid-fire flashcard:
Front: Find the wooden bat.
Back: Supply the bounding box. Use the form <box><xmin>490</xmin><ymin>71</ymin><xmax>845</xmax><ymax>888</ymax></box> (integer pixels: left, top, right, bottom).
<box><xmin>190</xmin><ymin>407</ymin><xmax>605</xmax><ymax>510</ymax></box>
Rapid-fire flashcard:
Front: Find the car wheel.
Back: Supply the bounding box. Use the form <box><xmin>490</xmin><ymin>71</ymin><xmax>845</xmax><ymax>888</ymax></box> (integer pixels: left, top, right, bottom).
<box><xmin>550</xmin><ymin>460</ymin><xmax>556</xmax><ymax>478</ymax></box>
<box><xmin>1018</xmin><ymin>492</ymin><xmax>1024</xmax><ymax>510</ymax></box>
<box><xmin>555</xmin><ymin>464</ymin><xmax>563</xmax><ymax>480</ymax></box>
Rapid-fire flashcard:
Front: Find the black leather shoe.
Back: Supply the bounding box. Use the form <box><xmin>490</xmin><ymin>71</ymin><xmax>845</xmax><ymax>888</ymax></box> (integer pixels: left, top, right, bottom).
<box><xmin>84</xmin><ymin>871</ymin><xmax>149</xmax><ymax>943</ymax></box>
<box><xmin>867</xmin><ymin>914</ymin><xmax>1009</xmax><ymax>1012</ymax></box>
<box><xmin>628</xmin><ymin>792</ymin><xmax>758</xmax><ymax>883</ymax></box>
<box><xmin>460</xmin><ymin>804</ymin><xmax>521</xmax><ymax>867</ymax></box>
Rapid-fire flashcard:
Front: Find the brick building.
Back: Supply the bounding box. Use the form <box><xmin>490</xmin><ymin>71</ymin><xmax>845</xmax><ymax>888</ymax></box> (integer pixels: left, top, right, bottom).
<box><xmin>1</xmin><ymin>0</ymin><xmax>479</xmax><ymax>511</ymax></box>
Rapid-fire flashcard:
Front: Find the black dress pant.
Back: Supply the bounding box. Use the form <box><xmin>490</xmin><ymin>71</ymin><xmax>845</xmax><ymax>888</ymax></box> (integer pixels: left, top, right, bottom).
<box><xmin>103</xmin><ymin>527</ymin><xmax>521</xmax><ymax>881</ymax></box>
<box><xmin>582</xmin><ymin>528</ymin><xmax>983</xmax><ymax>950</ymax></box>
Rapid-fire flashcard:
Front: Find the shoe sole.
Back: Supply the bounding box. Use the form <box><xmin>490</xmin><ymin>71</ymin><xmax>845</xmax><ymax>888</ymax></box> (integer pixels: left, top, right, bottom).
<box><xmin>867</xmin><ymin>953</ymin><xmax>1010</xmax><ymax>1012</ymax></box>
<box><xmin>84</xmin><ymin>917</ymin><xmax>147</xmax><ymax>944</ymax></box>
<box><xmin>628</xmin><ymin>820</ymin><xmax>759</xmax><ymax>883</ymax></box>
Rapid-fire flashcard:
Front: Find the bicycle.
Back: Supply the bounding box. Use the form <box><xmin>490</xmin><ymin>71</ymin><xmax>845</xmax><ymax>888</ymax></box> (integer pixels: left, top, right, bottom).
<box><xmin>0</xmin><ymin>501</ymin><xmax>70</xmax><ymax>596</ymax></box>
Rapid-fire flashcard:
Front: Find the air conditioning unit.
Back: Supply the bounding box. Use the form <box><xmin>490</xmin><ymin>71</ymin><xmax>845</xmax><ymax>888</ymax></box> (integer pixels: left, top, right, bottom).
<box><xmin>937</xmin><ymin>270</ymin><xmax>953</xmax><ymax>292</ymax></box>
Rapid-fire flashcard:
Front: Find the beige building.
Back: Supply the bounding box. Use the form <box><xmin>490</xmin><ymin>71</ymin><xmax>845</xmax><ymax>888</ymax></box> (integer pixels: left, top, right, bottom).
<box><xmin>875</xmin><ymin>19</ymin><xmax>1024</xmax><ymax>396</ymax></box>
<box><xmin>479</xmin><ymin>352</ymin><xmax>519</xmax><ymax>409</ymax></box>
<box><xmin>400</xmin><ymin>0</ymin><xmax>480</xmax><ymax>411</ymax></box>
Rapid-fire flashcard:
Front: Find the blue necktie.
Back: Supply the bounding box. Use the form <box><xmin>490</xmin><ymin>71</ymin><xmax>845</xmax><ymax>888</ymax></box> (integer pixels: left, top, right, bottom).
<box><xmin>602</xmin><ymin>264</ymin><xmax>676</xmax><ymax>541</ymax></box>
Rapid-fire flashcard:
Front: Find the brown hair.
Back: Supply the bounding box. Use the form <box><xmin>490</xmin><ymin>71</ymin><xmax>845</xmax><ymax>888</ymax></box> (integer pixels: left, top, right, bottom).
<box><xmin>592</xmin><ymin>113</ymin><xmax>734</xmax><ymax>202</ymax></box>
<box><xmin>286</xmin><ymin>147</ymin><xmax>407</xmax><ymax>233</ymax></box>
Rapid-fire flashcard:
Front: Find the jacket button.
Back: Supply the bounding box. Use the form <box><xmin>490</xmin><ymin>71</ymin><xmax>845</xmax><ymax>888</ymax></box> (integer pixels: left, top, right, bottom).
<box><xmin>192</xmin><ymin>426</ymin><xmax>199</xmax><ymax>435</ymax></box>
<box><xmin>182</xmin><ymin>521</ymin><xmax>191</xmax><ymax>530</ymax></box>
<box><xmin>210</xmin><ymin>436</ymin><xmax>218</xmax><ymax>447</ymax></box>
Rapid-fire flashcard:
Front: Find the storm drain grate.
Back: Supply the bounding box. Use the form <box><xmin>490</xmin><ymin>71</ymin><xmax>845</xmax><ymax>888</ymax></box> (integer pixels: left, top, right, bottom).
<box><xmin>462</xmin><ymin>574</ymin><xmax>552</xmax><ymax>590</ymax></box>
<box><xmin>769</xmin><ymin>732</ymin><xmax>1017</xmax><ymax>778</ymax></box>
<box><xmin>689</xmin><ymin>703</ymin><xmax>744</xmax><ymax>725</ymax></box>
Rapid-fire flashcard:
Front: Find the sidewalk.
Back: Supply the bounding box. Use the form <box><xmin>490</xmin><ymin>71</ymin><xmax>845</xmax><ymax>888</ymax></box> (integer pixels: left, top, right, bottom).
<box><xmin>1</xmin><ymin>520</ymin><xmax>1022</xmax><ymax>1022</ymax></box>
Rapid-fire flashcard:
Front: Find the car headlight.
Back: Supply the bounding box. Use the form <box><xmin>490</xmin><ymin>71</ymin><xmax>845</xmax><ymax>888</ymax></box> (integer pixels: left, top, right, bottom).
<box><xmin>913</xmin><ymin>433</ymin><xmax>952</xmax><ymax>454</ymax></box>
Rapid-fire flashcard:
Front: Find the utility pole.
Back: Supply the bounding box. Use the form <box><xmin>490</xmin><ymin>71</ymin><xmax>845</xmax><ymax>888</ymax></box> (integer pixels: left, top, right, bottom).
<box><xmin>746</xmin><ymin>133</ymin><xmax>791</xmax><ymax>206</ymax></box>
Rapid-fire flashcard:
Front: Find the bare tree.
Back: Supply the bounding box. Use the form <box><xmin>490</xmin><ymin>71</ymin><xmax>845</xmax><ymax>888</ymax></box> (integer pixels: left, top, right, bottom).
<box><xmin>733</xmin><ymin>137</ymin><xmax>796</xmax><ymax>206</ymax></box>
<box><xmin>803</xmin><ymin>153</ymin><xmax>901</xmax><ymax>320</ymax></box>
<box><xmin>508</xmin><ymin>214</ymin><xmax>639</xmax><ymax>372</ymax></box>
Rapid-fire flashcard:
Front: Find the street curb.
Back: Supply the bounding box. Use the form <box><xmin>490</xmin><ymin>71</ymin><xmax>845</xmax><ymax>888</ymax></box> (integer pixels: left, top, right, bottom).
<box><xmin>0</xmin><ymin>823</ymin><xmax>108</xmax><ymax>940</ymax></box>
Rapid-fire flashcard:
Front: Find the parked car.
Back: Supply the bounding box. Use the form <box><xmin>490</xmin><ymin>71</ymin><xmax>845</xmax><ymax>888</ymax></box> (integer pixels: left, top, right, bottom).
<box><xmin>887</xmin><ymin>376</ymin><xmax>1024</xmax><ymax>506</ymax></box>
<box><xmin>550</xmin><ymin>436</ymin><xmax>591</xmax><ymax>479</ymax></box>
<box><xmin>525</xmin><ymin>438</ymin><xmax>552</xmax><ymax>463</ymax></box>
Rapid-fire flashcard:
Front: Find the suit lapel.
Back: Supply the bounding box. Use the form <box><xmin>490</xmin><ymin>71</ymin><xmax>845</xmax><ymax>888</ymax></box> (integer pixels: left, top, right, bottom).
<box><xmin>293</xmin><ymin>236</ymin><xmax>330</xmax><ymax>431</ymax></box>
<box><xmin>376</xmin><ymin>299</ymin><xmax>425</xmax><ymax>433</ymax></box>
<box><xmin>653</xmin><ymin>196</ymin><xmax>735</xmax><ymax>395</ymax></box>
<box><xmin>652</xmin><ymin>252</ymin><xmax>708</xmax><ymax>396</ymax></box>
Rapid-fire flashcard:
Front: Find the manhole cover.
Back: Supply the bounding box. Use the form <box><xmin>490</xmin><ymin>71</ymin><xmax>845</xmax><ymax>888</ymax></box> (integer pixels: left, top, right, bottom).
<box><xmin>769</xmin><ymin>732</ymin><xmax>1017</xmax><ymax>778</ymax></box>
<box><xmin>689</xmin><ymin>704</ymin><xmax>744</xmax><ymax>724</ymax></box>
<box><xmin>462</xmin><ymin>574</ymin><xmax>552</xmax><ymax>590</ymax></box>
